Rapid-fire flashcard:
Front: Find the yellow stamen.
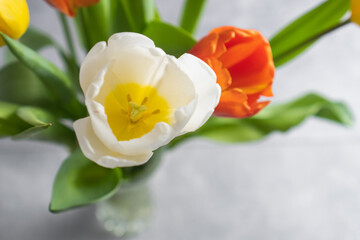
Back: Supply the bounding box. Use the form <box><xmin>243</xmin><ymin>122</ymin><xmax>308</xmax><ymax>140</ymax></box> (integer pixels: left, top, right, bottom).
<box><xmin>104</xmin><ymin>82</ymin><xmax>171</xmax><ymax>141</ymax></box>
<box><xmin>129</xmin><ymin>101</ymin><xmax>147</xmax><ymax>123</ymax></box>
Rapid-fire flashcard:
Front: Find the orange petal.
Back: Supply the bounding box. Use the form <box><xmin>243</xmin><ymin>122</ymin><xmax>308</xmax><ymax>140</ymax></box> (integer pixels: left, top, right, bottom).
<box><xmin>45</xmin><ymin>0</ymin><xmax>76</xmax><ymax>17</ymax></box>
<box><xmin>246</xmin><ymin>92</ymin><xmax>270</xmax><ymax>112</ymax></box>
<box><xmin>214</xmin><ymin>88</ymin><xmax>251</xmax><ymax>118</ymax></box>
<box><xmin>214</xmin><ymin>88</ymin><xmax>270</xmax><ymax>118</ymax></box>
<box><xmin>213</xmin><ymin>28</ymin><xmax>236</xmax><ymax>58</ymax></box>
<box><xmin>225</xmin><ymin>29</ymin><xmax>262</xmax><ymax>48</ymax></box>
<box><xmin>189</xmin><ymin>31</ymin><xmax>232</xmax><ymax>90</ymax></box>
<box><xmin>228</xmin><ymin>43</ymin><xmax>274</xmax><ymax>93</ymax></box>
<box><xmin>351</xmin><ymin>0</ymin><xmax>360</xmax><ymax>25</ymax></box>
<box><xmin>219</xmin><ymin>37</ymin><xmax>262</xmax><ymax>69</ymax></box>
<box><xmin>260</xmin><ymin>83</ymin><xmax>273</xmax><ymax>97</ymax></box>
<box><xmin>207</xmin><ymin>57</ymin><xmax>232</xmax><ymax>90</ymax></box>
<box><xmin>189</xmin><ymin>33</ymin><xmax>219</xmax><ymax>59</ymax></box>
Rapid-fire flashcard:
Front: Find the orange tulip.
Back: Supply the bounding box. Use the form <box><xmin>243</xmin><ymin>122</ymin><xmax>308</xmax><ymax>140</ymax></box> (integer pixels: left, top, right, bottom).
<box><xmin>45</xmin><ymin>0</ymin><xmax>100</xmax><ymax>17</ymax></box>
<box><xmin>351</xmin><ymin>0</ymin><xmax>360</xmax><ymax>25</ymax></box>
<box><xmin>189</xmin><ymin>26</ymin><xmax>275</xmax><ymax>118</ymax></box>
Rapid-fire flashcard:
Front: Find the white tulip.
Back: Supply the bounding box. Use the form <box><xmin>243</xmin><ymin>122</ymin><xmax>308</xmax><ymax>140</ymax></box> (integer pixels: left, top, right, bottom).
<box><xmin>74</xmin><ymin>32</ymin><xmax>221</xmax><ymax>168</ymax></box>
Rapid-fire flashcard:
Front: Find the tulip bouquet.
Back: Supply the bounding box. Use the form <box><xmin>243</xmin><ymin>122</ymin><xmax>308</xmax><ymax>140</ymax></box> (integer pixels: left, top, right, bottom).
<box><xmin>0</xmin><ymin>0</ymin><xmax>357</xmax><ymax>235</ymax></box>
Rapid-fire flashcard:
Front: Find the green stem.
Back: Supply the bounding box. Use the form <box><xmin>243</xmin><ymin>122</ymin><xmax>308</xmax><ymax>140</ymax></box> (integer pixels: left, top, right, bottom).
<box><xmin>273</xmin><ymin>18</ymin><xmax>351</xmax><ymax>63</ymax></box>
<box><xmin>74</xmin><ymin>9</ymin><xmax>91</xmax><ymax>51</ymax></box>
<box><xmin>180</xmin><ymin>0</ymin><xmax>207</xmax><ymax>35</ymax></box>
<box><xmin>122</xmin><ymin>146</ymin><xmax>165</xmax><ymax>183</ymax></box>
<box><xmin>119</xmin><ymin>0</ymin><xmax>137</xmax><ymax>32</ymax></box>
<box><xmin>58</xmin><ymin>13</ymin><xmax>78</xmax><ymax>63</ymax></box>
<box><xmin>58</xmin><ymin>13</ymin><xmax>82</xmax><ymax>94</ymax></box>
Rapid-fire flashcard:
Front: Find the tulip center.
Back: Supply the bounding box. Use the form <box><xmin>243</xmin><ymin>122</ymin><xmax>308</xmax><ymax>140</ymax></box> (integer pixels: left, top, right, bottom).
<box><xmin>129</xmin><ymin>101</ymin><xmax>147</xmax><ymax>123</ymax></box>
<box><xmin>104</xmin><ymin>83</ymin><xmax>171</xmax><ymax>141</ymax></box>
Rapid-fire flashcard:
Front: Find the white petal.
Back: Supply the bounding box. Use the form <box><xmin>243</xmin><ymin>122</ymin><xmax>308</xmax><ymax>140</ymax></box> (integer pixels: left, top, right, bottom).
<box><xmin>80</xmin><ymin>33</ymin><xmax>157</xmax><ymax>95</ymax></box>
<box><xmin>85</xmin><ymin>97</ymin><xmax>196</xmax><ymax>156</ymax></box>
<box><xmin>85</xmin><ymin>99</ymin><xmax>122</xmax><ymax>151</ymax></box>
<box><xmin>79</xmin><ymin>41</ymin><xmax>107</xmax><ymax>94</ymax></box>
<box><xmin>94</xmin><ymin>48</ymin><xmax>168</xmax><ymax>105</ymax></box>
<box><xmin>73</xmin><ymin>117</ymin><xmax>153</xmax><ymax>168</ymax></box>
<box><xmin>155</xmin><ymin>56</ymin><xmax>196</xmax><ymax>108</ymax></box>
<box><xmin>108</xmin><ymin>47</ymin><xmax>166</xmax><ymax>86</ymax></box>
<box><xmin>108</xmin><ymin>32</ymin><xmax>155</xmax><ymax>50</ymax></box>
<box><xmin>178</xmin><ymin>53</ymin><xmax>221</xmax><ymax>133</ymax></box>
<box><xmin>85</xmin><ymin>63</ymin><xmax>109</xmax><ymax>100</ymax></box>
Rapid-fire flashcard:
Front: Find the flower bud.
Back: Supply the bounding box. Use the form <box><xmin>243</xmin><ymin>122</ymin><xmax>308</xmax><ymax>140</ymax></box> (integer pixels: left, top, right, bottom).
<box><xmin>0</xmin><ymin>0</ymin><xmax>30</xmax><ymax>46</ymax></box>
<box><xmin>189</xmin><ymin>26</ymin><xmax>275</xmax><ymax>118</ymax></box>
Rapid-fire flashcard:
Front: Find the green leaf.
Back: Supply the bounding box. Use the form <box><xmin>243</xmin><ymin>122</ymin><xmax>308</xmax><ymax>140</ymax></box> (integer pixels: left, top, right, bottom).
<box><xmin>106</xmin><ymin>0</ymin><xmax>133</xmax><ymax>35</ymax></box>
<box><xmin>21</xmin><ymin>27</ymin><xmax>57</xmax><ymax>51</ymax></box>
<box><xmin>7</xmin><ymin>27</ymin><xmax>79</xmax><ymax>93</ymax></box>
<box><xmin>0</xmin><ymin>102</ymin><xmax>31</xmax><ymax>137</ymax></box>
<box><xmin>1</xmin><ymin>33</ymin><xmax>86</xmax><ymax>119</ymax></box>
<box><xmin>5</xmin><ymin>27</ymin><xmax>70</xmax><ymax>66</ymax></box>
<box><xmin>0</xmin><ymin>103</ymin><xmax>51</xmax><ymax>138</ymax></box>
<box><xmin>179</xmin><ymin>0</ymin><xmax>207</xmax><ymax>34</ymax></box>
<box><xmin>173</xmin><ymin>93</ymin><xmax>353</xmax><ymax>144</ymax></box>
<box><xmin>75</xmin><ymin>1</ymin><xmax>111</xmax><ymax>50</ymax></box>
<box><xmin>0</xmin><ymin>102</ymin><xmax>76</xmax><ymax>147</ymax></box>
<box><xmin>143</xmin><ymin>0</ymin><xmax>156</xmax><ymax>23</ymax></box>
<box><xmin>13</xmin><ymin>106</ymin><xmax>52</xmax><ymax>139</ymax></box>
<box><xmin>20</xmin><ymin>27</ymin><xmax>73</xmax><ymax>71</ymax></box>
<box><xmin>143</xmin><ymin>21</ymin><xmax>196</xmax><ymax>57</ymax></box>
<box><xmin>116</xmin><ymin>0</ymin><xmax>156</xmax><ymax>33</ymax></box>
<box><xmin>0</xmin><ymin>62</ymin><xmax>53</xmax><ymax>108</ymax></box>
<box><xmin>75</xmin><ymin>0</ymin><xmax>157</xmax><ymax>50</ymax></box>
<box><xmin>50</xmin><ymin>149</ymin><xmax>122</xmax><ymax>212</ymax></box>
<box><xmin>17</xmin><ymin>106</ymin><xmax>53</xmax><ymax>127</ymax></box>
<box><xmin>270</xmin><ymin>0</ymin><xmax>350</xmax><ymax>67</ymax></box>
<box><xmin>5</xmin><ymin>27</ymin><xmax>54</xmax><ymax>63</ymax></box>
<box><xmin>1</xmin><ymin>33</ymin><xmax>72</xmax><ymax>100</ymax></box>
<box><xmin>16</xmin><ymin>107</ymin><xmax>76</xmax><ymax>148</ymax></box>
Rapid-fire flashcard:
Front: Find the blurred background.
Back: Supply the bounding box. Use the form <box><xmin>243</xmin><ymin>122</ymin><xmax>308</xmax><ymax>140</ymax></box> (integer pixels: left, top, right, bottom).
<box><xmin>1</xmin><ymin>0</ymin><xmax>360</xmax><ymax>239</ymax></box>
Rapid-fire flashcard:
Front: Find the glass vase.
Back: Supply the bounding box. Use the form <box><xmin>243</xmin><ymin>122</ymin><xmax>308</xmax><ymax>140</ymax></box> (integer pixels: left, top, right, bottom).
<box><xmin>96</xmin><ymin>180</ymin><xmax>153</xmax><ymax>237</ymax></box>
<box><xmin>95</xmin><ymin>148</ymin><xmax>164</xmax><ymax>237</ymax></box>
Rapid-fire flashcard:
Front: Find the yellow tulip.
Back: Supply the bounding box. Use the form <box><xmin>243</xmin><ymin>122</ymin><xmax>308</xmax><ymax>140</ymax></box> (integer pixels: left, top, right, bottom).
<box><xmin>0</xmin><ymin>0</ymin><xmax>29</xmax><ymax>46</ymax></box>
<box><xmin>351</xmin><ymin>0</ymin><xmax>360</xmax><ymax>25</ymax></box>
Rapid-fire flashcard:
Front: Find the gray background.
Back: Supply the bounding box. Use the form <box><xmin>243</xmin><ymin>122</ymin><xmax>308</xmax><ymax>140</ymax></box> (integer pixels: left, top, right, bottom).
<box><xmin>1</xmin><ymin>0</ymin><xmax>360</xmax><ymax>239</ymax></box>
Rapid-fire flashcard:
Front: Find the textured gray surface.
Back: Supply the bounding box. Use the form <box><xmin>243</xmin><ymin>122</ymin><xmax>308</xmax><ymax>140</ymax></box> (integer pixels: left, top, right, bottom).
<box><xmin>1</xmin><ymin>0</ymin><xmax>360</xmax><ymax>239</ymax></box>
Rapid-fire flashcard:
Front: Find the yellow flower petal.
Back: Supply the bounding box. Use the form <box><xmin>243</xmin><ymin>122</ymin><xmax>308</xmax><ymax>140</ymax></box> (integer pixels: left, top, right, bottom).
<box><xmin>0</xmin><ymin>0</ymin><xmax>29</xmax><ymax>46</ymax></box>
